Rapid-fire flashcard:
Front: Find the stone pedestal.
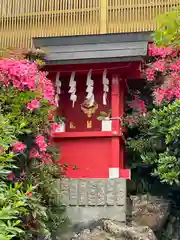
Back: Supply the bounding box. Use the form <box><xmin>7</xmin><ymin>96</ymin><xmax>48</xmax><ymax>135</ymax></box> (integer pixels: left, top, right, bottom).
<box><xmin>59</xmin><ymin>178</ymin><xmax>126</xmax><ymax>225</ymax></box>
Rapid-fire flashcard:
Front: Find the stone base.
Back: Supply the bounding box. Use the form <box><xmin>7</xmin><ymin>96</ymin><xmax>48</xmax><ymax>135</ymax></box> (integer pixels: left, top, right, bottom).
<box><xmin>59</xmin><ymin>178</ymin><xmax>126</xmax><ymax>225</ymax></box>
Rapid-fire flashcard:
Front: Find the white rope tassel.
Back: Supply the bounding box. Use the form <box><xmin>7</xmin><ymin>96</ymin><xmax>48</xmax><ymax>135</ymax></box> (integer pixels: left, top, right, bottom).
<box><xmin>102</xmin><ymin>69</ymin><xmax>109</xmax><ymax>105</ymax></box>
<box><xmin>86</xmin><ymin>70</ymin><xmax>94</xmax><ymax>107</ymax></box>
<box><xmin>55</xmin><ymin>94</ymin><xmax>59</xmax><ymax>107</ymax></box>
<box><xmin>68</xmin><ymin>71</ymin><xmax>77</xmax><ymax>108</ymax></box>
<box><xmin>55</xmin><ymin>72</ymin><xmax>61</xmax><ymax>107</ymax></box>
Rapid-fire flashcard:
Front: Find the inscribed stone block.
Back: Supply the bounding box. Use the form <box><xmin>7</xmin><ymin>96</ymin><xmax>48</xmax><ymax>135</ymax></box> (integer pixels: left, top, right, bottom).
<box><xmin>78</xmin><ymin>180</ymin><xmax>87</xmax><ymax>206</ymax></box>
<box><xmin>87</xmin><ymin>181</ymin><xmax>97</xmax><ymax>206</ymax></box>
<box><xmin>106</xmin><ymin>180</ymin><xmax>115</xmax><ymax>206</ymax></box>
<box><xmin>69</xmin><ymin>180</ymin><xmax>78</xmax><ymax>206</ymax></box>
<box><xmin>115</xmin><ymin>179</ymin><xmax>126</xmax><ymax>206</ymax></box>
<box><xmin>96</xmin><ymin>180</ymin><xmax>106</xmax><ymax>206</ymax></box>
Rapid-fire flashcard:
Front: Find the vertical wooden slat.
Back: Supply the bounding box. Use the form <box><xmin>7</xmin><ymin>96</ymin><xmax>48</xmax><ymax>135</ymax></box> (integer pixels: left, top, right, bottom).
<box><xmin>80</xmin><ymin>0</ymin><xmax>83</xmax><ymax>34</ymax></box>
<box><xmin>87</xmin><ymin>0</ymin><xmax>90</xmax><ymax>34</ymax></box>
<box><xmin>54</xmin><ymin>0</ymin><xmax>59</xmax><ymax>37</ymax></box>
<box><xmin>0</xmin><ymin>0</ymin><xmax>4</xmax><ymax>48</ymax></box>
<box><xmin>39</xmin><ymin>0</ymin><xmax>44</xmax><ymax>37</ymax></box>
<box><xmin>51</xmin><ymin>0</ymin><xmax>54</xmax><ymax>36</ymax></box>
<box><xmin>84</xmin><ymin>0</ymin><xmax>88</xmax><ymax>34</ymax></box>
<box><xmin>114</xmin><ymin>0</ymin><xmax>119</xmax><ymax>32</ymax></box>
<box><xmin>70</xmin><ymin>0</ymin><xmax>73</xmax><ymax>35</ymax></box>
<box><xmin>45</xmin><ymin>0</ymin><xmax>49</xmax><ymax>37</ymax></box>
<box><xmin>6</xmin><ymin>0</ymin><xmax>10</xmax><ymax>47</ymax></box>
<box><xmin>30</xmin><ymin>0</ymin><xmax>35</xmax><ymax>45</ymax></box>
<box><xmin>100</xmin><ymin>0</ymin><xmax>107</xmax><ymax>33</ymax></box>
<box><xmin>2</xmin><ymin>0</ymin><xmax>7</xmax><ymax>48</ymax></box>
<box><xmin>47</xmin><ymin>0</ymin><xmax>51</xmax><ymax>36</ymax></box>
<box><xmin>65</xmin><ymin>0</ymin><xmax>68</xmax><ymax>35</ymax></box>
<box><xmin>61</xmin><ymin>0</ymin><xmax>65</xmax><ymax>35</ymax></box>
<box><xmin>96</xmin><ymin>0</ymin><xmax>99</xmax><ymax>33</ymax></box>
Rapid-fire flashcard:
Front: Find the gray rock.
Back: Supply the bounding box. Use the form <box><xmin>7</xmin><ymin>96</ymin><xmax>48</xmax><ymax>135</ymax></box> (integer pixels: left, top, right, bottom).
<box><xmin>130</xmin><ymin>194</ymin><xmax>171</xmax><ymax>232</ymax></box>
<box><xmin>103</xmin><ymin>220</ymin><xmax>157</xmax><ymax>240</ymax></box>
<box><xmin>69</xmin><ymin>219</ymin><xmax>157</xmax><ymax>240</ymax></box>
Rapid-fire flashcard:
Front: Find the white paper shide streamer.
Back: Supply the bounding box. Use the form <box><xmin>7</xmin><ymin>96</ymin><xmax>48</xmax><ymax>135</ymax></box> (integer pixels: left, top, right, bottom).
<box><xmin>55</xmin><ymin>72</ymin><xmax>61</xmax><ymax>107</ymax></box>
<box><xmin>102</xmin><ymin>69</ymin><xmax>109</xmax><ymax>105</ymax></box>
<box><xmin>86</xmin><ymin>70</ymin><xmax>94</xmax><ymax>106</ymax></box>
<box><xmin>68</xmin><ymin>71</ymin><xmax>77</xmax><ymax>108</ymax></box>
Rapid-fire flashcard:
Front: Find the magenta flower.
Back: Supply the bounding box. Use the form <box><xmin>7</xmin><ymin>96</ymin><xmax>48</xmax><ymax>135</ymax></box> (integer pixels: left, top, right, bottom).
<box><xmin>27</xmin><ymin>99</ymin><xmax>40</xmax><ymax>111</ymax></box>
<box><xmin>29</xmin><ymin>147</ymin><xmax>40</xmax><ymax>159</ymax></box>
<box><xmin>12</xmin><ymin>142</ymin><xmax>26</xmax><ymax>153</ymax></box>
<box><xmin>35</xmin><ymin>135</ymin><xmax>47</xmax><ymax>152</ymax></box>
<box><xmin>0</xmin><ymin>59</ymin><xmax>55</xmax><ymax>104</ymax></box>
<box><xmin>128</xmin><ymin>95</ymin><xmax>147</xmax><ymax>114</ymax></box>
<box><xmin>50</xmin><ymin>123</ymin><xmax>59</xmax><ymax>134</ymax></box>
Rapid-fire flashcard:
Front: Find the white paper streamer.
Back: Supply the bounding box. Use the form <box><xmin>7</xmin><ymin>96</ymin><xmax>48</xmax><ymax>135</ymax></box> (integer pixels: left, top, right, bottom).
<box><xmin>68</xmin><ymin>71</ymin><xmax>77</xmax><ymax>108</ymax></box>
<box><xmin>139</xmin><ymin>63</ymin><xmax>142</xmax><ymax>72</ymax></box>
<box><xmin>55</xmin><ymin>94</ymin><xmax>59</xmax><ymax>107</ymax></box>
<box><xmin>102</xmin><ymin>69</ymin><xmax>109</xmax><ymax>105</ymax></box>
<box><xmin>55</xmin><ymin>72</ymin><xmax>61</xmax><ymax>107</ymax></box>
<box><xmin>86</xmin><ymin>70</ymin><xmax>95</xmax><ymax>107</ymax></box>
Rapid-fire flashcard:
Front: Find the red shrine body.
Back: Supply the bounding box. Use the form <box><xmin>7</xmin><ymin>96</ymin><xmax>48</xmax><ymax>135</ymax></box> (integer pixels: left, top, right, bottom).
<box><xmin>47</xmin><ymin>61</ymin><xmax>142</xmax><ymax>179</ymax></box>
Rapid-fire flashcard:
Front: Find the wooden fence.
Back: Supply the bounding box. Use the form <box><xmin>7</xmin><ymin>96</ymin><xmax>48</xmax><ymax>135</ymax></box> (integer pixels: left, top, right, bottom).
<box><xmin>0</xmin><ymin>0</ymin><xmax>179</xmax><ymax>48</ymax></box>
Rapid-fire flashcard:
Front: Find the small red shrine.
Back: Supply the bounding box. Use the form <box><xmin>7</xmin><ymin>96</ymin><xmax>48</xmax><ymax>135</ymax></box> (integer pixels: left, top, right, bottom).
<box><xmin>33</xmin><ymin>32</ymin><xmax>151</xmax><ymax>225</ymax></box>
<box><xmin>34</xmin><ymin>32</ymin><xmax>151</xmax><ymax>180</ymax></box>
<box><xmin>46</xmin><ymin>61</ymin><xmax>144</xmax><ymax>179</ymax></box>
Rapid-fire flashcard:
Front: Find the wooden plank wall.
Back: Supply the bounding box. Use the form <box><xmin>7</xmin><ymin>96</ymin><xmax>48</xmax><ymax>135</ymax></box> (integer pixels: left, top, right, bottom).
<box><xmin>0</xmin><ymin>0</ymin><xmax>179</xmax><ymax>48</ymax></box>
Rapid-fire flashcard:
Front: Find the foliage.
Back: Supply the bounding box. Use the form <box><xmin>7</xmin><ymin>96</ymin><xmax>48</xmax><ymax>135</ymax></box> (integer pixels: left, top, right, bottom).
<box><xmin>125</xmin><ymin>7</ymin><xmax>180</xmax><ymax>186</ymax></box>
<box><xmin>126</xmin><ymin>100</ymin><xmax>180</xmax><ymax>185</ymax></box>
<box><xmin>0</xmin><ymin>115</ymin><xmax>36</xmax><ymax>239</ymax></box>
<box><xmin>0</xmin><ymin>183</ymin><xmax>35</xmax><ymax>240</ymax></box>
<box><xmin>0</xmin><ymin>50</ymin><xmax>67</xmax><ymax>239</ymax></box>
<box><xmin>97</xmin><ymin>110</ymin><xmax>111</xmax><ymax>121</ymax></box>
<box><xmin>153</xmin><ymin>7</ymin><xmax>180</xmax><ymax>47</ymax></box>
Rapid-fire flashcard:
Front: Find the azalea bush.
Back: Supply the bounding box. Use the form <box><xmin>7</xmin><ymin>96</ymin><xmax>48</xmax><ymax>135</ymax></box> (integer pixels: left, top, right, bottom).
<box><xmin>125</xmin><ymin>7</ymin><xmax>180</xmax><ymax>185</ymax></box>
<box><xmin>0</xmin><ymin>50</ymin><xmax>67</xmax><ymax>239</ymax></box>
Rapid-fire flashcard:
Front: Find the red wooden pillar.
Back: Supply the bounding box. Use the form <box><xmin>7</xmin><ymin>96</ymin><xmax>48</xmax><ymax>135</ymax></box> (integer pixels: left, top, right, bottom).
<box><xmin>119</xmin><ymin>79</ymin><xmax>125</xmax><ymax>169</ymax></box>
<box><xmin>109</xmin><ymin>75</ymin><xmax>125</xmax><ymax>178</ymax></box>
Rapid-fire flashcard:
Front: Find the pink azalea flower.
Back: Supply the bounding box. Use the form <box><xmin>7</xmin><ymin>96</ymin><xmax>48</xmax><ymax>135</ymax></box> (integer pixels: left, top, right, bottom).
<box><xmin>0</xmin><ymin>59</ymin><xmax>55</xmax><ymax>104</ymax></box>
<box><xmin>146</xmin><ymin>67</ymin><xmax>155</xmax><ymax>81</ymax></box>
<box><xmin>152</xmin><ymin>59</ymin><xmax>166</xmax><ymax>72</ymax></box>
<box><xmin>153</xmin><ymin>89</ymin><xmax>166</xmax><ymax>105</ymax></box>
<box><xmin>29</xmin><ymin>147</ymin><xmax>40</xmax><ymax>159</ymax></box>
<box><xmin>41</xmin><ymin>152</ymin><xmax>53</xmax><ymax>165</ymax></box>
<box><xmin>50</xmin><ymin>123</ymin><xmax>59</xmax><ymax>134</ymax></box>
<box><xmin>128</xmin><ymin>95</ymin><xmax>147</xmax><ymax>113</ymax></box>
<box><xmin>149</xmin><ymin>44</ymin><xmax>172</xmax><ymax>57</ymax></box>
<box><xmin>35</xmin><ymin>135</ymin><xmax>47</xmax><ymax>152</ymax></box>
<box><xmin>12</xmin><ymin>142</ymin><xmax>26</xmax><ymax>153</ymax></box>
<box><xmin>27</xmin><ymin>99</ymin><xmax>40</xmax><ymax>111</ymax></box>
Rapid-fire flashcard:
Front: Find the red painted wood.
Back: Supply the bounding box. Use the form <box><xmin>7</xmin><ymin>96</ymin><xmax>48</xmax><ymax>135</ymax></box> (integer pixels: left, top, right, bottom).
<box><xmin>46</xmin><ymin>61</ymin><xmax>142</xmax><ymax>79</ymax></box>
<box><xmin>119</xmin><ymin>79</ymin><xmax>125</xmax><ymax>169</ymax></box>
<box><xmin>48</xmin><ymin>61</ymin><xmax>140</xmax><ymax>178</ymax></box>
<box><xmin>110</xmin><ymin>75</ymin><xmax>121</xmax><ymax>169</ymax></box>
<box><xmin>49</xmin><ymin>73</ymin><xmax>111</xmax><ymax>132</ymax></box>
<box><xmin>111</xmin><ymin>76</ymin><xmax>121</xmax><ymax>133</ymax></box>
<box><xmin>53</xmin><ymin>131</ymin><xmax>122</xmax><ymax>138</ymax></box>
<box><xmin>55</xmin><ymin>138</ymin><xmax>111</xmax><ymax>178</ymax></box>
<box><xmin>119</xmin><ymin>169</ymin><xmax>131</xmax><ymax>179</ymax></box>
